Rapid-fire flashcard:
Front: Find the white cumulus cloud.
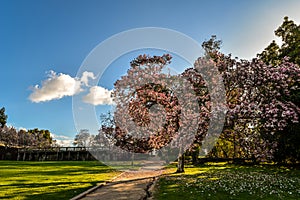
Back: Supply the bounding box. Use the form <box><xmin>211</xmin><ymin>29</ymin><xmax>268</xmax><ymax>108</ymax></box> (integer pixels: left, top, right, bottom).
<box><xmin>29</xmin><ymin>70</ymin><xmax>112</xmax><ymax>105</ymax></box>
<box><xmin>29</xmin><ymin>71</ymin><xmax>82</xmax><ymax>103</ymax></box>
<box><xmin>56</xmin><ymin>139</ymin><xmax>74</xmax><ymax>147</ymax></box>
<box><xmin>50</xmin><ymin>133</ymin><xmax>74</xmax><ymax>147</ymax></box>
<box><xmin>81</xmin><ymin>71</ymin><xmax>96</xmax><ymax>86</ymax></box>
<box><xmin>82</xmin><ymin>86</ymin><xmax>114</xmax><ymax>105</ymax></box>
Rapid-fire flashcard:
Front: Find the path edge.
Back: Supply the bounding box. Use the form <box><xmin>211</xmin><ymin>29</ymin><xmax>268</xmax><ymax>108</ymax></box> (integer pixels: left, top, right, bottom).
<box><xmin>70</xmin><ymin>171</ymin><xmax>125</xmax><ymax>200</ymax></box>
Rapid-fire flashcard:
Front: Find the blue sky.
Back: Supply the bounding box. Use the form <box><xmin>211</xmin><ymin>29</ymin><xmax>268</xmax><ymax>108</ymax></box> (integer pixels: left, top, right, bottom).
<box><xmin>0</xmin><ymin>0</ymin><xmax>299</xmax><ymax>145</ymax></box>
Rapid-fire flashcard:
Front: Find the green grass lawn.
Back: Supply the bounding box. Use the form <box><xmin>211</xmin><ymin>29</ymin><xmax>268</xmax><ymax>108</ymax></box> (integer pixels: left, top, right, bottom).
<box><xmin>0</xmin><ymin>161</ymin><xmax>120</xmax><ymax>200</ymax></box>
<box><xmin>155</xmin><ymin>163</ymin><xmax>300</xmax><ymax>200</ymax></box>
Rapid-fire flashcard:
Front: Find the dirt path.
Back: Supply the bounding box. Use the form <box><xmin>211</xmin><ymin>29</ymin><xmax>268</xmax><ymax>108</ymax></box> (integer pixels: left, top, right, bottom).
<box><xmin>72</xmin><ymin>167</ymin><xmax>164</xmax><ymax>200</ymax></box>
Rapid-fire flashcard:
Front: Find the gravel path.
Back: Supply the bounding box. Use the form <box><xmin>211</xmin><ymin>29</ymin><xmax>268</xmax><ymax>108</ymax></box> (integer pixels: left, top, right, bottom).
<box><xmin>72</xmin><ymin>167</ymin><xmax>164</xmax><ymax>200</ymax></box>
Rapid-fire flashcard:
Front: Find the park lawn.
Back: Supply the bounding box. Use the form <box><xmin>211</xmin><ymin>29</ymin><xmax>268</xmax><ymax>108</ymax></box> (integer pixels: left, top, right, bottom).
<box><xmin>0</xmin><ymin>161</ymin><xmax>121</xmax><ymax>200</ymax></box>
<box><xmin>155</xmin><ymin>162</ymin><xmax>300</xmax><ymax>200</ymax></box>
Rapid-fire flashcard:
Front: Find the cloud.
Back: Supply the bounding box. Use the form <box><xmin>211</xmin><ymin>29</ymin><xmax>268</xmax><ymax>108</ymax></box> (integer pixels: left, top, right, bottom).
<box><xmin>18</xmin><ymin>127</ymin><xmax>28</xmax><ymax>131</ymax></box>
<box><xmin>29</xmin><ymin>71</ymin><xmax>98</xmax><ymax>103</ymax></box>
<box><xmin>50</xmin><ymin>133</ymin><xmax>73</xmax><ymax>146</ymax></box>
<box><xmin>81</xmin><ymin>71</ymin><xmax>96</xmax><ymax>86</ymax></box>
<box><xmin>82</xmin><ymin>86</ymin><xmax>114</xmax><ymax>105</ymax></box>
<box><xmin>56</xmin><ymin>139</ymin><xmax>73</xmax><ymax>147</ymax></box>
<box><xmin>29</xmin><ymin>71</ymin><xmax>82</xmax><ymax>103</ymax></box>
<box><xmin>29</xmin><ymin>70</ymin><xmax>112</xmax><ymax>105</ymax></box>
<box><xmin>50</xmin><ymin>132</ymin><xmax>71</xmax><ymax>140</ymax></box>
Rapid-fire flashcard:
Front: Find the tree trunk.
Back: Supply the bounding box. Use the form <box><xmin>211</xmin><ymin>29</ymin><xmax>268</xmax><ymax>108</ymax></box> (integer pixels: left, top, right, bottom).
<box><xmin>191</xmin><ymin>148</ymin><xmax>199</xmax><ymax>165</ymax></box>
<box><xmin>17</xmin><ymin>150</ymin><xmax>20</xmax><ymax>161</ymax></box>
<box><xmin>176</xmin><ymin>153</ymin><xmax>185</xmax><ymax>173</ymax></box>
<box><xmin>131</xmin><ymin>153</ymin><xmax>134</xmax><ymax>166</ymax></box>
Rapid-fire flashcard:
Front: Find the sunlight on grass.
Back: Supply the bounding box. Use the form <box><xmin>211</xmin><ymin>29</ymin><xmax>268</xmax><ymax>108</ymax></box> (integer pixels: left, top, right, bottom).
<box><xmin>0</xmin><ymin>161</ymin><xmax>120</xmax><ymax>200</ymax></box>
<box><xmin>155</xmin><ymin>163</ymin><xmax>300</xmax><ymax>200</ymax></box>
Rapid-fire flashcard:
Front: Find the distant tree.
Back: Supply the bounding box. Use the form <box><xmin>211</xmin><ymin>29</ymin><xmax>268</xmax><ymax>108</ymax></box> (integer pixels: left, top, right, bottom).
<box><xmin>28</xmin><ymin>128</ymin><xmax>53</xmax><ymax>148</ymax></box>
<box><xmin>0</xmin><ymin>107</ymin><xmax>8</xmax><ymax>128</ymax></box>
<box><xmin>97</xmin><ymin>112</ymin><xmax>115</xmax><ymax>146</ymax></box>
<box><xmin>258</xmin><ymin>16</ymin><xmax>300</xmax><ymax>66</ymax></box>
<box><xmin>0</xmin><ymin>126</ymin><xmax>17</xmax><ymax>147</ymax></box>
<box><xmin>0</xmin><ymin>122</ymin><xmax>53</xmax><ymax>148</ymax></box>
<box><xmin>73</xmin><ymin>129</ymin><xmax>91</xmax><ymax>147</ymax></box>
<box><xmin>257</xmin><ymin>40</ymin><xmax>280</xmax><ymax>66</ymax></box>
<box><xmin>17</xmin><ymin>129</ymin><xmax>28</xmax><ymax>147</ymax></box>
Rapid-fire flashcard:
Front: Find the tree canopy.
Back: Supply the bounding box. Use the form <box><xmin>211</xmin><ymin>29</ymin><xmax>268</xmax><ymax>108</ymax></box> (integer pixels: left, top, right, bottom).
<box><xmin>258</xmin><ymin>16</ymin><xmax>300</xmax><ymax>66</ymax></box>
<box><xmin>0</xmin><ymin>127</ymin><xmax>53</xmax><ymax>148</ymax></box>
<box><xmin>0</xmin><ymin>107</ymin><xmax>7</xmax><ymax>128</ymax></box>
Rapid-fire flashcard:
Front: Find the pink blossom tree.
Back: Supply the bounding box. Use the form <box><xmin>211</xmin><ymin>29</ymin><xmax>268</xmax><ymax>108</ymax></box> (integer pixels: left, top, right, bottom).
<box><xmin>100</xmin><ymin>51</ymin><xmax>299</xmax><ymax>171</ymax></box>
<box><xmin>213</xmin><ymin>53</ymin><xmax>300</xmax><ymax>162</ymax></box>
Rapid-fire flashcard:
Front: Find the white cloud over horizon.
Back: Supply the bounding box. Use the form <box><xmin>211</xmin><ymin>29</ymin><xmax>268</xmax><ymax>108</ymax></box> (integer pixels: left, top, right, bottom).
<box><xmin>82</xmin><ymin>86</ymin><xmax>114</xmax><ymax>106</ymax></box>
<box><xmin>50</xmin><ymin>132</ymin><xmax>74</xmax><ymax>147</ymax></box>
<box><xmin>50</xmin><ymin>132</ymin><xmax>71</xmax><ymax>140</ymax></box>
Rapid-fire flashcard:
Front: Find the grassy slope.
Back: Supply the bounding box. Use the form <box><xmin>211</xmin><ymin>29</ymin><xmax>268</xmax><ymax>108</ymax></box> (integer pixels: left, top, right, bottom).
<box><xmin>0</xmin><ymin>161</ymin><xmax>120</xmax><ymax>200</ymax></box>
<box><xmin>155</xmin><ymin>163</ymin><xmax>300</xmax><ymax>200</ymax></box>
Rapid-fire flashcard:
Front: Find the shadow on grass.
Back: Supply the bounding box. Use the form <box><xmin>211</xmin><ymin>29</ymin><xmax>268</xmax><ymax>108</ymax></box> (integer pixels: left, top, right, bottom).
<box><xmin>24</xmin><ymin>186</ymin><xmax>95</xmax><ymax>200</ymax></box>
<box><xmin>2</xmin><ymin>167</ymin><xmax>114</xmax><ymax>177</ymax></box>
<box><xmin>1</xmin><ymin>179</ymin><xmax>105</xmax><ymax>200</ymax></box>
<box><xmin>0</xmin><ymin>161</ymin><xmax>119</xmax><ymax>200</ymax></box>
<box><xmin>2</xmin><ymin>183</ymin><xmax>98</xmax><ymax>200</ymax></box>
<box><xmin>1</xmin><ymin>180</ymin><xmax>104</xmax><ymax>188</ymax></box>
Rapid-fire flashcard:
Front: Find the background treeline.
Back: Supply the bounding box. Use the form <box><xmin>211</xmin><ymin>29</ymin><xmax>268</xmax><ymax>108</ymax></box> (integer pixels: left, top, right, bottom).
<box><xmin>0</xmin><ymin>107</ymin><xmax>53</xmax><ymax>149</ymax></box>
<box><xmin>0</xmin><ymin>126</ymin><xmax>53</xmax><ymax>149</ymax></box>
